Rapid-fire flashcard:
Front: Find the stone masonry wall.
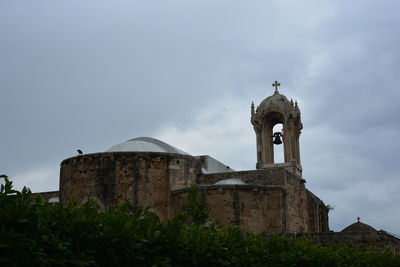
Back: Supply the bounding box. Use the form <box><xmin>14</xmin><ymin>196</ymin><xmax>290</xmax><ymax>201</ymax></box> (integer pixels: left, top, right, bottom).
<box><xmin>198</xmin><ymin>167</ymin><xmax>328</xmax><ymax>233</ymax></box>
<box><xmin>60</xmin><ymin>154</ymin><xmax>328</xmax><ymax>233</ymax></box>
<box><xmin>198</xmin><ymin>168</ymin><xmax>287</xmax><ymax>186</ymax></box>
<box><xmin>306</xmin><ymin>189</ymin><xmax>329</xmax><ymax>232</ymax></box>
<box><xmin>172</xmin><ymin>185</ymin><xmax>286</xmax><ymax>233</ymax></box>
<box><xmin>293</xmin><ymin>231</ymin><xmax>400</xmax><ymax>255</ymax></box>
<box><xmin>60</xmin><ymin>152</ymin><xmax>200</xmax><ymax>220</ymax></box>
<box><xmin>284</xmin><ymin>171</ymin><xmax>309</xmax><ymax>233</ymax></box>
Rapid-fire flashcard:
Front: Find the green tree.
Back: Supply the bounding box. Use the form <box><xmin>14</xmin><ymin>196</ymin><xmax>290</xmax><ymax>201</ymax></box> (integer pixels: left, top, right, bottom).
<box><xmin>1</xmin><ymin>174</ymin><xmax>400</xmax><ymax>266</ymax></box>
<box><xmin>186</xmin><ymin>184</ymin><xmax>211</xmax><ymax>225</ymax></box>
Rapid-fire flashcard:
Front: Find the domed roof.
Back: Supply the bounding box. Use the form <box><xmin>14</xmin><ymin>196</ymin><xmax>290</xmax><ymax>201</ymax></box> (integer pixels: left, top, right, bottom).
<box><xmin>251</xmin><ymin>88</ymin><xmax>300</xmax><ymax>126</ymax></box>
<box><xmin>105</xmin><ymin>137</ymin><xmax>189</xmax><ymax>155</ymax></box>
<box><xmin>215</xmin><ymin>178</ymin><xmax>246</xmax><ymax>185</ymax></box>
<box><xmin>258</xmin><ymin>91</ymin><xmax>292</xmax><ymax>114</ymax></box>
<box><xmin>341</xmin><ymin>220</ymin><xmax>377</xmax><ymax>234</ymax></box>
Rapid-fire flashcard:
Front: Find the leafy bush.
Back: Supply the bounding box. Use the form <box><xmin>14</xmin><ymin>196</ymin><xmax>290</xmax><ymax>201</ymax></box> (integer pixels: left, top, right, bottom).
<box><xmin>1</xmin><ymin>174</ymin><xmax>399</xmax><ymax>266</ymax></box>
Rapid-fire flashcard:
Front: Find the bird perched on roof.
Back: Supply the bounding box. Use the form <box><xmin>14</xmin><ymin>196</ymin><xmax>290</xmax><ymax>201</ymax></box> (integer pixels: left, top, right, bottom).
<box><xmin>77</xmin><ymin>149</ymin><xmax>83</xmax><ymax>155</ymax></box>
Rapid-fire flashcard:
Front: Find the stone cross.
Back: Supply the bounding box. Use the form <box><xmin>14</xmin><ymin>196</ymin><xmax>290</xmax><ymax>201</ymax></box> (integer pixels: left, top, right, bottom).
<box><xmin>272</xmin><ymin>80</ymin><xmax>281</xmax><ymax>92</ymax></box>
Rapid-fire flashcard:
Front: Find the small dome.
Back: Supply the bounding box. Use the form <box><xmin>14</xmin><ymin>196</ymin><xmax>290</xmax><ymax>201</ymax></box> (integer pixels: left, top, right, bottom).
<box><xmin>341</xmin><ymin>221</ymin><xmax>377</xmax><ymax>234</ymax></box>
<box><xmin>215</xmin><ymin>178</ymin><xmax>246</xmax><ymax>185</ymax></box>
<box><xmin>48</xmin><ymin>197</ymin><xmax>59</xmax><ymax>203</ymax></box>
<box><xmin>251</xmin><ymin>90</ymin><xmax>301</xmax><ymax>127</ymax></box>
<box><xmin>106</xmin><ymin>137</ymin><xmax>189</xmax><ymax>155</ymax></box>
<box><xmin>258</xmin><ymin>91</ymin><xmax>292</xmax><ymax>114</ymax></box>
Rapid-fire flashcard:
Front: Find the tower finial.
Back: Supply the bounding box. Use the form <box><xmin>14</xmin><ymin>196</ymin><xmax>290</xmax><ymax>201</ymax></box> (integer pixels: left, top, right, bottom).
<box><xmin>272</xmin><ymin>80</ymin><xmax>281</xmax><ymax>93</ymax></box>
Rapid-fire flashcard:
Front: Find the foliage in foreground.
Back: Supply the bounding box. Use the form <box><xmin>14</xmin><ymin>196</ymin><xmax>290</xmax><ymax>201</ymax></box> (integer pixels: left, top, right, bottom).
<box><xmin>1</xmin><ymin>174</ymin><xmax>399</xmax><ymax>266</ymax></box>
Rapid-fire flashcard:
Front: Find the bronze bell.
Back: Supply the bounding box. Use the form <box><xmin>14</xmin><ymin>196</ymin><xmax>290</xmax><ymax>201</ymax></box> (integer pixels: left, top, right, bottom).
<box><xmin>273</xmin><ymin>132</ymin><xmax>283</xmax><ymax>145</ymax></box>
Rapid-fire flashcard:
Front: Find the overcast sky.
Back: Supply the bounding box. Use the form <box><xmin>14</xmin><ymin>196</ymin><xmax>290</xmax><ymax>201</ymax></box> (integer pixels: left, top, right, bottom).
<box><xmin>1</xmin><ymin>0</ymin><xmax>399</xmax><ymax>234</ymax></box>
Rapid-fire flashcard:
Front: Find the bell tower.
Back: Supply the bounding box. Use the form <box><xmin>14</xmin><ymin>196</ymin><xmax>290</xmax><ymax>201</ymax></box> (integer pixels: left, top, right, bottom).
<box><xmin>251</xmin><ymin>81</ymin><xmax>302</xmax><ymax>171</ymax></box>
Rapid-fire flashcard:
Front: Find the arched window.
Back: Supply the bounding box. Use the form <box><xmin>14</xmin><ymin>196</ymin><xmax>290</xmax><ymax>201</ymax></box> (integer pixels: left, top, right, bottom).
<box><xmin>272</xmin><ymin>123</ymin><xmax>284</xmax><ymax>163</ymax></box>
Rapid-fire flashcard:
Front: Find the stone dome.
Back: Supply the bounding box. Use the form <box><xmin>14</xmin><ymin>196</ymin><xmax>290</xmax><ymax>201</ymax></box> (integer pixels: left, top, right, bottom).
<box><xmin>105</xmin><ymin>137</ymin><xmax>189</xmax><ymax>155</ymax></box>
<box><xmin>341</xmin><ymin>221</ymin><xmax>377</xmax><ymax>234</ymax></box>
<box><xmin>251</xmin><ymin>89</ymin><xmax>301</xmax><ymax>127</ymax></box>
<box><xmin>257</xmin><ymin>91</ymin><xmax>292</xmax><ymax>115</ymax></box>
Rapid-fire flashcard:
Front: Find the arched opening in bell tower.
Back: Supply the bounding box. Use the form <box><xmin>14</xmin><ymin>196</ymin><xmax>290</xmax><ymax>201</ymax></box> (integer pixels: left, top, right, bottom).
<box><xmin>251</xmin><ymin>86</ymin><xmax>302</xmax><ymax>169</ymax></box>
<box><xmin>272</xmin><ymin>123</ymin><xmax>284</xmax><ymax>163</ymax></box>
<box><xmin>259</xmin><ymin>112</ymin><xmax>284</xmax><ymax>165</ymax></box>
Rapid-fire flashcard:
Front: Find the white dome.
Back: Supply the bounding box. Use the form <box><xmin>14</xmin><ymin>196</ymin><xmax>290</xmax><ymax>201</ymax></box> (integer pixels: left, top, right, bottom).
<box><xmin>105</xmin><ymin>137</ymin><xmax>189</xmax><ymax>155</ymax></box>
<box><xmin>215</xmin><ymin>178</ymin><xmax>246</xmax><ymax>185</ymax></box>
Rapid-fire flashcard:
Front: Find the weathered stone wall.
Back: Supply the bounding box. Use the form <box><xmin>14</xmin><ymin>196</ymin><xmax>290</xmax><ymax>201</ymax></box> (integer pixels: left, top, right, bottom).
<box><xmin>60</xmin><ymin>152</ymin><xmax>200</xmax><ymax>220</ymax></box>
<box><xmin>306</xmin><ymin>189</ymin><xmax>329</xmax><ymax>232</ymax></box>
<box><xmin>198</xmin><ymin>167</ymin><xmax>328</xmax><ymax>233</ymax></box>
<box><xmin>292</xmin><ymin>231</ymin><xmax>400</xmax><ymax>255</ymax></box>
<box><xmin>198</xmin><ymin>168</ymin><xmax>287</xmax><ymax>186</ymax></box>
<box><xmin>60</xmin><ymin>153</ymin><xmax>328</xmax><ymax>233</ymax></box>
<box><xmin>172</xmin><ymin>185</ymin><xmax>286</xmax><ymax>233</ymax></box>
<box><xmin>284</xmin><ymin>171</ymin><xmax>308</xmax><ymax>233</ymax></box>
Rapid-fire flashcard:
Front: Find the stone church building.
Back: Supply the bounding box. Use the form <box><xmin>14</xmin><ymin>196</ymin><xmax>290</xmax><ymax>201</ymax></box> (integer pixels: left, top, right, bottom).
<box><xmin>38</xmin><ymin>82</ymin><xmax>399</xmax><ymax>253</ymax></box>
<box><xmin>55</xmin><ymin>83</ymin><xmax>328</xmax><ymax>234</ymax></box>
